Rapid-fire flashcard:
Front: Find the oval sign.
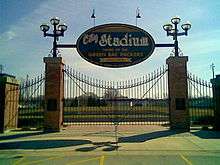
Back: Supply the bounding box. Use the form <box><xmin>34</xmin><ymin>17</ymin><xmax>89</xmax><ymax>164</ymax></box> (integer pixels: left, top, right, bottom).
<box><xmin>76</xmin><ymin>23</ymin><xmax>155</xmax><ymax>68</ymax></box>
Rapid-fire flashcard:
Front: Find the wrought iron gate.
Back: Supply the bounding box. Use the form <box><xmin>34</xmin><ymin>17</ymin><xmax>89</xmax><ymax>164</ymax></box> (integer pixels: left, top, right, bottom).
<box><xmin>188</xmin><ymin>73</ymin><xmax>214</xmax><ymax>126</ymax></box>
<box><xmin>18</xmin><ymin>74</ymin><xmax>45</xmax><ymax>128</ymax></box>
<box><xmin>63</xmin><ymin>65</ymin><xmax>169</xmax><ymax>125</ymax></box>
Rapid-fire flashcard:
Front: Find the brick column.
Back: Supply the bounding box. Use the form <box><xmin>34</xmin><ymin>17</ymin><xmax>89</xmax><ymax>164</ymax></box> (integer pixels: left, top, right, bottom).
<box><xmin>211</xmin><ymin>75</ymin><xmax>220</xmax><ymax>130</ymax></box>
<box><xmin>0</xmin><ymin>74</ymin><xmax>19</xmax><ymax>133</ymax></box>
<box><xmin>44</xmin><ymin>57</ymin><xmax>64</xmax><ymax>132</ymax></box>
<box><xmin>166</xmin><ymin>56</ymin><xmax>190</xmax><ymax>131</ymax></box>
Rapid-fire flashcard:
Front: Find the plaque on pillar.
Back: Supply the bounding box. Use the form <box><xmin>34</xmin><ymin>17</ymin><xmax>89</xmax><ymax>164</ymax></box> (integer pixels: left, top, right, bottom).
<box><xmin>47</xmin><ymin>99</ymin><xmax>57</xmax><ymax>111</ymax></box>
<box><xmin>175</xmin><ymin>98</ymin><xmax>186</xmax><ymax>110</ymax></box>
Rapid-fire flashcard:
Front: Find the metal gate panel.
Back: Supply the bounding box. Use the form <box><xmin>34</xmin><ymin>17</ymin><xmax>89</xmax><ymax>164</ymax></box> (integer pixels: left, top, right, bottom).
<box><xmin>188</xmin><ymin>73</ymin><xmax>214</xmax><ymax>126</ymax></box>
<box><xmin>64</xmin><ymin>65</ymin><xmax>169</xmax><ymax>125</ymax></box>
<box><xmin>18</xmin><ymin>74</ymin><xmax>45</xmax><ymax>128</ymax></box>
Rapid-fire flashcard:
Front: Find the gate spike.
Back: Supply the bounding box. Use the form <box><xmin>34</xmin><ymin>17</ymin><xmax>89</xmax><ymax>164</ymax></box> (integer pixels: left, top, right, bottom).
<box><xmin>70</xmin><ymin>67</ymin><xmax>72</xmax><ymax>77</ymax></box>
<box><xmin>145</xmin><ymin>74</ymin><xmax>147</xmax><ymax>83</ymax></box>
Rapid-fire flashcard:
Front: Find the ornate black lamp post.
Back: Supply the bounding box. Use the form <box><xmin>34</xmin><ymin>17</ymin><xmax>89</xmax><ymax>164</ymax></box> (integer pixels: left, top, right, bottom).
<box><xmin>91</xmin><ymin>9</ymin><xmax>96</xmax><ymax>27</ymax></box>
<box><xmin>136</xmin><ymin>7</ymin><xmax>141</xmax><ymax>26</ymax></box>
<box><xmin>211</xmin><ymin>63</ymin><xmax>215</xmax><ymax>79</ymax></box>
<box><xmin>40</xmin><ymin>17</ymin><xmax>68</xmax><ymax>57</ymax></box>
<box><xmin>163</xmin><ymin>16</ymin><xmax>191</xmax><ymax>56</ymax></box>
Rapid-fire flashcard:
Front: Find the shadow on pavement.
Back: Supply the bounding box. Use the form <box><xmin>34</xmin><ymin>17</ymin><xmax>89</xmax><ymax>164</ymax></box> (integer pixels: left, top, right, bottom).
<box><xmin>0</xmin><ymin>131</ymin><xmax>47</xmax><ymax>141</ymax></box>
<box><xmin>118</xmin><ymin>130</ymin><xmax>179</xmax><ymax>143</ymax></box>
<box><xmin>75</xmin><ymin>130</ymin><xmax>179</xmax><ymax>152</ymax></box>
<box><xmin>4</xmin><ymin>129</ymin><xmax>217</xmax><ymax>151</ymax></box>
<box><xmin>75</xmin><ymin>141</ymin><xmax>119</xmax><ymax>152</ymax></box>
<box><xmin>192</xmin><ymin>130</ymin><xmax>220</xmax><ymax>139</ymax></box>
<box><xmin>0</xmin><ymin>139</ymin><xmax>91</xmax><ymax>149</ymax></box>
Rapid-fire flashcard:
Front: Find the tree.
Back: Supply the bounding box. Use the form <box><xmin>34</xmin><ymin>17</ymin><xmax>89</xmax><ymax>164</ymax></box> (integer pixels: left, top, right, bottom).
<box><xmin>103</xmin><ymin>88</ymin><xmax>122</xmax><ymax>99</ymax></box>
<box><xmin>78</xmin><ymin>92</ymin><xmax>99</xmax><ymax>106</ymax></box>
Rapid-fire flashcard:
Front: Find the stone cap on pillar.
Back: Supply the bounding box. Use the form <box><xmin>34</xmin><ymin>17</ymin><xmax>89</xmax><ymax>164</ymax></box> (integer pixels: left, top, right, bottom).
<box><xmin>211</xmin><ymin>74</ymin><xmax>220</xmax><ymax>86</ymax></box>
<box><xmin>43</xmin><ymin>57</ymin><xmax>64</xmax><ymax>64</ymax></box>
<box><xmin>0</xmin><ymin>74</ymin><xmax>19</xmax><ymax>85</ymax></box>
<box><xmin>166</xmin><ymin>56</ymin><xmax>188</xmax><ymax>65</ymax></box>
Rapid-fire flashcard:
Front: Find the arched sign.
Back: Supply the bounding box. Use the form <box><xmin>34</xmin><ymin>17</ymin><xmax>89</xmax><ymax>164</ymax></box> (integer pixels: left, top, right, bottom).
<box><xmin>76</xmin><ymin>23</ymin><xmax>155</xmax><ymax>68</ymax></box>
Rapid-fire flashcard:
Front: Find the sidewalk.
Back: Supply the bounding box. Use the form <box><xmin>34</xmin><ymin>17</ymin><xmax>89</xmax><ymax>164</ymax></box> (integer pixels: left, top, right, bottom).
<box><xmin>0</xmin><ymin>125</ymin><xmax>220</xmax><ymax>165</ymax></box>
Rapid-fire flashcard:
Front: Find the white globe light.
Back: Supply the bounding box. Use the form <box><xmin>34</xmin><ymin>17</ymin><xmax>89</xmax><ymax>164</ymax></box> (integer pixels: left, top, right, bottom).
<box><xmin>40</xmin><ymin>24</ymin><xmax>50</xmax><ymax>32</ymax></box>
<box><xmin>58</xmin><ymin>23</ymin><xmax>67</xmax><ymax>31</ymax></box>
<box><xmin>181</xmin><ymin>21</ymin><xmax>192</xmax><ymax>31</ymax></box>
<box><xmin>50</xmin><ymin>17</ymin><xmax>60</xmax><ymax>25</ymax></box>
<box><xmin>163</xmin><ymin>23</ymin><xmax>173</xmax><ymax>31</ymax></box>
<box><xmin>171</xmin><ymin>16</ymin><xmax>181</xmax><ymax>24</ymax></box>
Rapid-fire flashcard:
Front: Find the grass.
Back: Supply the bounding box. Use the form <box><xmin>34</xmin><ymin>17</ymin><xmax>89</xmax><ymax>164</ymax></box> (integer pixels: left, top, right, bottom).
<box><xmin>18</xmin><ymin>106</ymin><xmax>213</xmax><ymax>116</ymax></box>
<box><xmin>17</xmin><ymin>106</ymin><xmax>214</xmax><ymax>126</ymax></box>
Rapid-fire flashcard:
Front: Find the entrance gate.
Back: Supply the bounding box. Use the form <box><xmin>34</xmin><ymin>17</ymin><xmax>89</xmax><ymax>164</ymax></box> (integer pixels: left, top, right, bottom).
<box><xmin>18</xmin><ymin>74</ymin><xmax>45</xmax><ymax>128</ymax></box>
<box><xmin>1</xmin><ymin>62</ymin><xmax>216</xmax><ymax>131</ymax></box>
<box><xmin>63</xmin><ymin>65</ymin><xmax>169</xmax><ymax>125</ymax></box>
<box><xmin>1</xmin><ymin>17</ymin><xmax>219</xmax><ymax>132</ymax></box>
<box><xmin>188</xmin><ymin>73</ymin><xmax>214</xmax><ymax>126</ymax></box>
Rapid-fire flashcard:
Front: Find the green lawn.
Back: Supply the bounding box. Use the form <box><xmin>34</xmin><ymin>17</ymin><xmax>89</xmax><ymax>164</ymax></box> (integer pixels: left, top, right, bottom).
<box><xmin>18</xmin><ymin>106</ymin><xmax>213</xmax><ymax>126</ymax></box>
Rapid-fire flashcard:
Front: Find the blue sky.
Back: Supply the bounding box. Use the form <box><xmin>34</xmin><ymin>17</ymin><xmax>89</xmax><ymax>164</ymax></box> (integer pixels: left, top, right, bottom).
<box><xmin>1</xmin><ymin>0</ymin><xmax>220</xmax><ymax>81</ymax></box>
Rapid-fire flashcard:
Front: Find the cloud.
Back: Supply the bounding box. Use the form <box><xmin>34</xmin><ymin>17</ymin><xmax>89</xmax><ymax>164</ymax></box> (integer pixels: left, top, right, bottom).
<box><xmin>182</xmin><ymin>29</ymin><xmax>220</xmax><ymax>56</ymax></box>
<box><xmin>1</xmin><ymin>0</ymin><xmax>220</xmax><ymax>81</ymax></box>
<box><xmin>0</xmin><ymin>31</ymin><xmax>16</xmax><ymax>42</ymax></box>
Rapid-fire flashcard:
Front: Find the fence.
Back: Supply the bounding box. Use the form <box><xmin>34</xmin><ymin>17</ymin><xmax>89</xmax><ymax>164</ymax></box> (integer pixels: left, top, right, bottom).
<box><xmin>63</xmin><ymin>65</ymin><xmax>169</xmax><ymax>125</ymax></box>
<box><xmin>18</xmin><ymin>74</ymin><xmax>45</xmax><ymax>128</ymax></box>
<box><xmin>13</xmin><ymin>67</ymin><xmax>215</xmax><ymax>128</ymax></box>
<box><xmin>188</xmin><ymin>73</ymin><xmax>214</xmax><ymax>126</ymax></box>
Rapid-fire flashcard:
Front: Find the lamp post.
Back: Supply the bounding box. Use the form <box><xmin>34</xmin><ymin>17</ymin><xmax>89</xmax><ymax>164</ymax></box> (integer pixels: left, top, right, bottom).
<box><xmin>0</xmin><ymin>64</ymin><xmax>3</xmax><ymax>74</ymax></box>
<box><xmin>210</xmin><ymin>63</ymin><xmax>215</xmax><ymax>79</ymax></box>
<box><xmin>163</xmin><ymin>16</ymin><xmax>191</xmax><ymax>56</ymax></box>
<box><xmin>91</xmin><ymin>9</ymin><xmax>96</xmax><ymax>27</ymax></box>
<box><xmin>136</xmin><ymin>7</ymin><xmax>141</xmax><ymax>26</ymax></box>
<box><xmin>40</xmin><ymin>17</ymin><xmax>68</xmax><ymax>57</ymax></box>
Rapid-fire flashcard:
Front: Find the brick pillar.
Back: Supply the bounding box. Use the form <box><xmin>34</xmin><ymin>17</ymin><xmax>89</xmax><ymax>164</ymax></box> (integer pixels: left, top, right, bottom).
<box><xmin>211</xmin><ymin>75</ymin><xmax>220</xmax><ymax>130</ymax></box>
<box><xmin>0</xmin><ymin>74</ymin><xmax>19</xmax><ymax>133</ymax></box>
<box><xmin>44</xmin><ymin>57</ymin><xmax>64</xmax><ymax>132</ymax></box>
<box><xmin>166</xmin><ymin>56</ymin><xmax>190</xmax><ymax>131</ymax></box>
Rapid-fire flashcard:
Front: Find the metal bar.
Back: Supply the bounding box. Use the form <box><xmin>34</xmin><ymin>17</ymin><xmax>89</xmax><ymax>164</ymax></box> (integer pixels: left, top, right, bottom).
<box><xmin>193</xmin><ymin>75</ymin><xmax>196</xmax><ymax>122</ymax></box>
<box><xmin>199</xmin><ymin>78</ymin><xmax>202</xmax><ymax>118</ymax></box>
<box><xmin>57</xmin><ymin>44</ymin><xmax>76</xmax><ymax>48</ymax></box>
<box><xmin>45</xmin><ymin>33</ymin><xmax>54</xmax><ymax>37</ymax></box>
<box><xmin>70</xmin><ymin>67</ymin><xmax>74</xmax><ymax>123</ymax></box>
<box><xmin>142</xmin><ymin>76</ymin><xmax>145</xmax><ymax>124</ymax></box>
<box><xmin>147</xmin><ymin>74</ymin><xmax>150</xmax><ymax>125</ymax></box>
<box><xmin>67</xmin><ymin>66</ymin><xmax>70</xmax><ymax>123</ymax></box>
<box><xmin>202</xmin><ymin>80</ymin><xmax>206</xmax><ymax>117</ymax></box>
<box><xmin>159</xmin><ymin>67</ymin><xmax>162</xmax><ymax>124</ymax></box>
<box><xmin>177</xmin><ymin>32</ymin><xmax>186</xmax><ymax>36</ymax></box>
<box><xmin>151</xmin><ymin>72</ymin><xmax>154</xmax><ymax>125</ymax></box>
<box><xmin>155</xmin><ymin>43</ymin><xmax>175</xmax><ymax>47</ymax></box>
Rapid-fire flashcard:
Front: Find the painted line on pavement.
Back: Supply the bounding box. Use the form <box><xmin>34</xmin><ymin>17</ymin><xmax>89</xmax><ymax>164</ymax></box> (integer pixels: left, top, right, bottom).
<box><xmin>13</xmin><ymin>156</ymin><xmax>25</xmax><ymax>165</ymax></box>
<box><xmin>180</xmin><ymin>154</ymin><xmax>193</xmax><ymax>165</ymax></box>
<box><xmin>66</xmin><ymin>156</ymin><xmax>101</xmax><ymax>165</ymax></box>
<box><xmin>99</xmin><ymin>155</ymin><xmax>105</xmax><ymax>165</ymax></box>
<box><xmin>22</xmin><ymin>155</ymin><xmax>64</xmax><ymax>165</ymax></box>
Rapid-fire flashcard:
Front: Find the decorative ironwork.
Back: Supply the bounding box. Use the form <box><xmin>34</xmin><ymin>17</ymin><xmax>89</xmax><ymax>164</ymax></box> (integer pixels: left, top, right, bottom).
<box><xmin>188</xmin><ymin>72</ymin><xmax>214</xmax><ymax>126</ymax></box>
<box><xmin>63</xmin><ymin>65</ymin><xmax>169</xmax><ymax>125</ymax></box>
<box><xmin>48</xmin><ymin>48</ymin><xmax>61</xmax><ymax>57</ymax></box>
<box><xmin>18</xmin><ymin>74</ymin><xmax>45</xmax><ymax>128</ymax></box>
<box><xmin>170</xmin><ymin>47</ymin><xmax>183</xmax><ymax>56</ymax></box>
<box><xmin>3</xmin><ymin>74</ymin><xmax>45</xmax><ymax>129</ymax></box>
<box><xmin>163</xmin><ymin>16</ymin><xmax>191</xmax><ymax>57</ymax></box>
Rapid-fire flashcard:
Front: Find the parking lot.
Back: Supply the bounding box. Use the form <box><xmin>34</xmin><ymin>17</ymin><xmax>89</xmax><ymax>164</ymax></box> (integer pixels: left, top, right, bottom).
<box><xmin>1</xmin><ymin>125</ymin><xmax>220</xmax><ymax>165</ymax></box>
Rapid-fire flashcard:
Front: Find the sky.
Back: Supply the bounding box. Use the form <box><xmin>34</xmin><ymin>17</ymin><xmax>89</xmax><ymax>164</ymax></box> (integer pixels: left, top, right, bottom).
<box><xmin>0</xmin><ymin>0</ymin><xmax>220</xmax><ymax>82</ymax></box>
